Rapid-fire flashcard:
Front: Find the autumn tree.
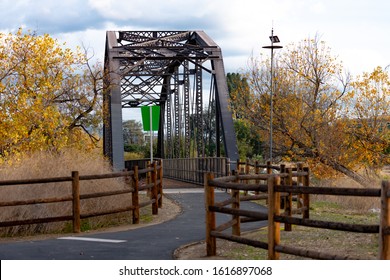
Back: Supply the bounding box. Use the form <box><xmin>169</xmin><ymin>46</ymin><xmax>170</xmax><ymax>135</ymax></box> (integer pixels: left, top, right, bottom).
<box><xmin>227</xmin><ymin>72</ymin><xmax>252</xmax><ymax>119</ymax></box>
<box><xmin>0</xmin><ymin>29</ymin><xmax>103</xmax><ymax>160</ymax></box>
<box><xmin>227</xmin><ymin>73</ymin><xmax>263</xmax><ymax>159</ymax></box>
<box><xmin>123</xmin><ymin>120</ymin><xmax>144</xmax><ymax>154</ymax></box>
<box><xmin>344</xmin><ymin>66</ymin><xmax>390</xmax><ymax>168</ymax></box>
<box><xmin>235</xmin><ymin>36</ymin><xmax>389</xmax><ymax>187</ymax></box>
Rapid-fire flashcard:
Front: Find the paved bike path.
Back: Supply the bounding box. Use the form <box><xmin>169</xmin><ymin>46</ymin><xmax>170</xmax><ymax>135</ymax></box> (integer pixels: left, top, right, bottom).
<box><xmin>0</xmin><ymin>190</ymin><xmax>267</xmax><ymax>260</ymax></box>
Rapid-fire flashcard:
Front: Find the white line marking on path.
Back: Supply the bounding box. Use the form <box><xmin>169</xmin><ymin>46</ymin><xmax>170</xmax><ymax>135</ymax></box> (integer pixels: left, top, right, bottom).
<box><xmin>164</xmin><ymin>188</ymin><xmax>225</xmax><ymax>194</ymax></box>
<box><xmin>57</xmin><ymin>237</ymin><xmax>127</xmax><ymax>243</ymax></box>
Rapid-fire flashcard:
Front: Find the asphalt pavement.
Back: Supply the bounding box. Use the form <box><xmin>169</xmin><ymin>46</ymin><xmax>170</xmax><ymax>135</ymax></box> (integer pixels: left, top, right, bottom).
<box><xmin>0</xmin><ymin>189</ymin><xmax>267</xmax><ymax>260</ymax></box>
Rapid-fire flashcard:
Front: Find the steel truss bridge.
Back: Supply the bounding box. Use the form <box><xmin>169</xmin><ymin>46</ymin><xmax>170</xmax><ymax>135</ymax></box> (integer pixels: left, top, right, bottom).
<box><xmin>103</xmin><ymin>31</ymin><xmax>239</xmax><ymax>170</ymax></box>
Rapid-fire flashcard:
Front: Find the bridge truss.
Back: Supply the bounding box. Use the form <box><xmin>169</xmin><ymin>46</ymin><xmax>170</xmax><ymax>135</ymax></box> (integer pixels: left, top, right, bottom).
<box><xmin>104</xmin><ymin>31</ymin><xmax>239</xmax><ymax>169</ymax></box>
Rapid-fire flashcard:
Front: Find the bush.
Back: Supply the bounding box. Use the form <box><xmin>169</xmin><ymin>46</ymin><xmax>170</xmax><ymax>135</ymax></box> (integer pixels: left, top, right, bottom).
<box><xmin>0</xmin><ymin>149</ymin><xmax>132</xmax><ymax>237</ymax></box>
<box><xmin>124</xmin><ymin>144</ymin><xmax>145</xmax><ymax>153</ymax></box>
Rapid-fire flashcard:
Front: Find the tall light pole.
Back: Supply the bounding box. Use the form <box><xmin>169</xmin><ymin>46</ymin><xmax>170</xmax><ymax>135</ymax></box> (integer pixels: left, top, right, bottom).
<box><xmin>262</xmin><ymin>28</ymin><xmax>282</xmax><ymax>163</ymax></box>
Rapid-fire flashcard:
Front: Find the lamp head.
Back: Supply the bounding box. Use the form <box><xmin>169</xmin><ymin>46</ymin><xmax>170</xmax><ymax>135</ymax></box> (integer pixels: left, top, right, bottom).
<box><xmin>269</xmin><ymin>35</ymin><xmax>280</xmax><ymax>43</ymax></box>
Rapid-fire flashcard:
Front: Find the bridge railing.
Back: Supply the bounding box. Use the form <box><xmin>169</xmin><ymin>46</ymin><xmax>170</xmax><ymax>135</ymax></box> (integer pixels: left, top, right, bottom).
<box><xmin>125</xmin><ymin>159</ymin><xmax>162</xmax><ymax>173</ymax></box>
<box><xmin>163</xmin><ymin>157</ymin><xmax>230</xmax><ymax>185</ymax></box>
<box><xmin>0</xmin><ymin>161</ymin><xmax>163</xmax><ymax>234</ymax></box>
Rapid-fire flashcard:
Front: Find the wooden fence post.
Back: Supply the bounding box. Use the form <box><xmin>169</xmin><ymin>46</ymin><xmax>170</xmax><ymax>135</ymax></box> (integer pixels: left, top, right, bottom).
<box><xmin>266</xmin><ymin>161</ymin><xmax>272</xmax><ymax>205</ymax></box>
<box><xmin>268</xmin><ymin>175</ymin><xmax>281</xmax><ymax>260</ymax></box>
<box><xmin>158</xmin><ymin>160</ymin><xmax>163</xmax><ymax>208</ymax></box>
<box><xmin>284</xmin><ymin>168</ymin><xmax>293</xmax><ymax>231</ymax></box>
<box><xmin>303</xmin><ymin>167</ymin><xmax>310</xmax><ymax>219</ymax></box>
<box><xmin>245</xmin><ymin>159</ymin><xmax>250</xmax><ymax>174</ymax></box>
<box><xmin>232</xmin><ymin>188</ymin><xmax>241</xmax><ymax>236</ymax></box>
<box><xmin>280</xmin><ymin>164</ymin><xmax>286</xmax><ymax>209</ymax></box>
<box><xmin>152</xmin><ymin>162</ymin><xmax>158</xmax><ymax>215</ymax></box>
<box><xmin>205</xmin><ymin>172</ymin><xmax>216</xmax><ymax>256</ymax></box>
<box><xmin>244</xmin><ymin>158</ymin><xmax>250</xmax><ymax>195</ymax></box>
<box><xmin>255</xmin><ymin>160</ymin><xmax>260</xmax><ymax>195</ymax></box>
<box><xmin>72</xmin><ymin>171</ymin><xmax>81</xmax><ymax>233</ymax></box>
<box><xmin>297</xmin><ymin>163</ymin><xmax>304</xmax><ymax>210</ymax></box>
<box><xmin>379</xmin><ymin>180</ymin><xmax>390</xmax><ymax>259</ymax></box>
<box><xmin>267</xmin><ymin>161</ymin><xmax>272</xmax><ymax>174</ymax></box>
<box><xmin>132</xmin><ymin>166</ymin><xmax>140</xmax><ymax>224</ymax></box>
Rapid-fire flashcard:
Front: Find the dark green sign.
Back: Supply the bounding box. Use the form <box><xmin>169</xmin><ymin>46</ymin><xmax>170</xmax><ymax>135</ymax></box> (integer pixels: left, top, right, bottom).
<box><xmin>141</xmin><ymin>106</ymin><xmax>160</xmax><ymax>131</ymax></box>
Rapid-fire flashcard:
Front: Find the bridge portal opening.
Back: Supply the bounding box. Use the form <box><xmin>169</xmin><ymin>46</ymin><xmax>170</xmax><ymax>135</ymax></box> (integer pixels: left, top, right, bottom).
<box><xmin>103</xmin><ymin>31</ymin><xmax>239</xmax><ymax>170</ymax></box>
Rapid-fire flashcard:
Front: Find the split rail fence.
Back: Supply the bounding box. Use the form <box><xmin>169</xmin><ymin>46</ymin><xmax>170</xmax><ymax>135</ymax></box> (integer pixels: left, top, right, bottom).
<box><xmin>0</xmin><ymin>161</ymin><xmax>163</xmax><ymax>234</ymax></box>
<box><xmin>205</xmin><ymin>162</ymin><xmax>390</xmax><ymax>260</ymax></box>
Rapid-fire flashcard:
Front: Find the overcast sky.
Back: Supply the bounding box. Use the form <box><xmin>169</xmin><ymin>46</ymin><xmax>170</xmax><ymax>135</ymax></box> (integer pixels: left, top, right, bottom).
<box><xmin>1</xmin><ymin>0</ymin><xmax>389</xmax><ymax>76</ymax></box>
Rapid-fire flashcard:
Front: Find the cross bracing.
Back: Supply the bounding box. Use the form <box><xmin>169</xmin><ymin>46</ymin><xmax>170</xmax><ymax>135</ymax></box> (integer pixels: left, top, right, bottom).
<box><xmin>104</xmin><ymin>31</ymin><xmax>238</xmax><ymax>170</ymax></box>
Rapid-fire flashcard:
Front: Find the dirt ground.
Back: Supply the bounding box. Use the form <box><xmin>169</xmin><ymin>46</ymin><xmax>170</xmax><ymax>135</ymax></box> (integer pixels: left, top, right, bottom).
<box><xmin>173</xmin><ymin>240</ymin><xmax>241</xmax><ymax>260</ymax></box>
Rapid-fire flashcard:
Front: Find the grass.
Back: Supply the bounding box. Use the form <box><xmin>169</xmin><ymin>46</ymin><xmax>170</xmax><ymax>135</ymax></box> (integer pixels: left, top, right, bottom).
<box><xmin>211</xmin><ymin>171</ymin><xmax>385</xmax><ymax>260</ymax></box>
<box><xmin>197</xmin><ymin>170</ymin><xmax>379</xmax><ymax>259</ymax></box>
<box><xmin>0</xmin><ymin>148</ymin><xmax>140</xmax><ymax>237</ymax></box>
<box><xmin>124</xmin><ymin>152</ymin><xmax>144</xmax><ymax>160</ymax></box>
<box><xmin>220</xmin><ymin>200</ymin><xmax>380</xmax><ymax>260</ymax></box>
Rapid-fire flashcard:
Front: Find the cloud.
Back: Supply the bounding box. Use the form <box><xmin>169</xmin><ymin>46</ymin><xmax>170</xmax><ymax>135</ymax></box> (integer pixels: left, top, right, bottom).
<box><xmin>0</xmin><ymin>0</ymin><xmax>224</xmax><ymax>36</ymax></box>
<box><xmin>1</xmin><ymin>0</ymin><xmax>389</xmax><ymax>75</ymax></box>
<box><xmin>88</xmin><ymin>0</ymin><xmax>221</xmax><ymax>31</ymax></box>
<box><xmin>0</xmin><ymin>0</ymin><xmax>107</xmax><ymax>34</ymax></box>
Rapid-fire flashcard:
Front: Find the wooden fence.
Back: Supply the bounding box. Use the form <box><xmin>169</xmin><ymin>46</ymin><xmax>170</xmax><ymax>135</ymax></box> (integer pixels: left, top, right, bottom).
<box><xmin>233</xmin><ymin>160</ymin><xmax>310</xmax><ymax>230</ymax></box>
<box><xmin>163</xmin><ymin>157</ymin><xmax>230</xmax><ymax>185</ymax></box>
<box><xmin>0</xmin><ymin>161</ymin><xmax>163</xmax><ymax>234</ymax></box>
<box><xmin>205</xmin><ymin>162</ymin><xmax>390</xmax><ymax>260</ymax></box>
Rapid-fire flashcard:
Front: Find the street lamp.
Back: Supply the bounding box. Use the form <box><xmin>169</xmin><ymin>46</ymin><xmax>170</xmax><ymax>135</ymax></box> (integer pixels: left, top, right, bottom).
<box><xmin>262</xmin><ymin>28</ymin><xmax>283</xmax><ymax>163</ymax></box>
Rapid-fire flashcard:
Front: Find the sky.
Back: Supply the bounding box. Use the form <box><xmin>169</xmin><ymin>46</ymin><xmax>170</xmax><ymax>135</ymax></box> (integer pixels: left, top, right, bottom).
<box><xmin>1</xmin><ymin>0</ymin><xmax>389</xmax><ymax>76</ymax></box>
<box><xmin>1</xmin><ymin>0</ymin><xmax>389</xmax><ymax>122</ymax></box>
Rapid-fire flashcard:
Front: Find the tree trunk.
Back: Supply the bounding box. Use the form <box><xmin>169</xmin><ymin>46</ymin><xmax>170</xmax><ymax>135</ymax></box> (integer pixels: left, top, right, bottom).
<box><xmin>320</xmin><ymin>158</ymin><xmax>374</xmax><ymax>188</ymax></box>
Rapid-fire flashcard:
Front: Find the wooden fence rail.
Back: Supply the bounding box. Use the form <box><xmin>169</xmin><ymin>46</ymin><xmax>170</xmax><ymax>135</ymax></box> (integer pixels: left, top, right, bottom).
<box><xmin>205</xmin><ymin>162</ymin><xmax>310</xmax><ymax>257</ymax></box>
<box><xmin>205</xmin><ymin>162</ymin><xmax>390</xmax><ymax>260</ymax></box>
<box><xmin>0</xmin><ymin>161</ymin><xmax>163</xmax><ymax>234</ymax></box>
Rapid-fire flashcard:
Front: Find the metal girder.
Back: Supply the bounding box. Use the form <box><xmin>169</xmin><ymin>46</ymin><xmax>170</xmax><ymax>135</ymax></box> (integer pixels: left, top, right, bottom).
<box><xmin>183</xmin><ymin>60</ymin><xmax>191</xmax><ymax>158</ymax></box>
<box><xmin>195</xmin><ymin>63</ymin><xmax>204</xmax><ymax>157</ymax></box>
<box><xmin>173</xmin><ymin>70</ymin><xmax>180</xmax><ymax>158</ymax></box>
<box><xmin>165</xmin><ymin>87</ymin><xmax>172</xmax><ymax>158</ymax></box>
<box><xmin>192</xmin><ymin>31</ymin><xmax>239</xmax><ymax>163</ymax></box>
<box><xmin>103</xmin><ymin>31</ymin><xmax>239</xmax><ymax>169</ymax></box>
<box><xmin>103</xmin><ymin>31</ymin><xmax>125</xmax><ymax>170</ymax></box>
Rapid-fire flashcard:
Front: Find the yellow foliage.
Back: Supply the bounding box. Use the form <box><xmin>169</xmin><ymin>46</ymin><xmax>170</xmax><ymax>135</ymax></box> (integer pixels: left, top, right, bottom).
<box><xmin>0</xmin><ymin>29</ymin><xmax>103</xmax><ymax>162</ymax></box>
<box><xmin>235</xmin><ymin>36</ymin><xmax>389</xmax><ymax>185</ymax></box>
